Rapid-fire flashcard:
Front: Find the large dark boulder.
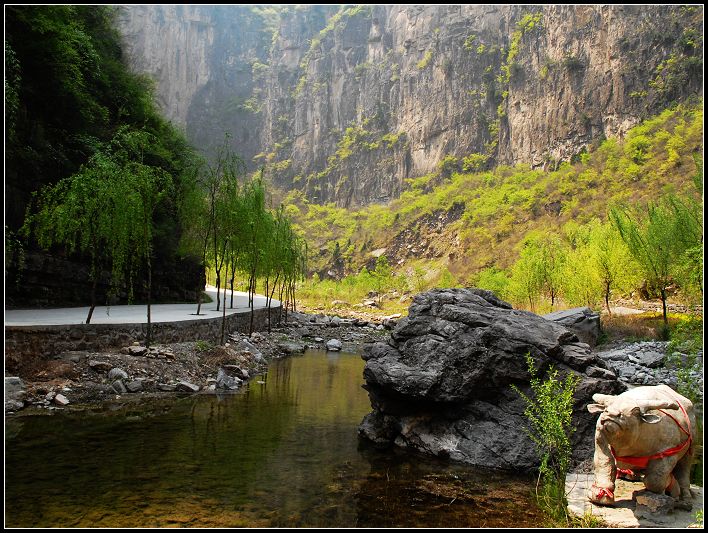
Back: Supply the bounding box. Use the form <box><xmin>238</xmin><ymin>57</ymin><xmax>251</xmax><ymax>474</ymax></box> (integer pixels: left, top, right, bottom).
<box><xmin>543</xmin><ymin>307</ymin><xmax>601</xmax><ymax>347</ymax></box>
<box><xmin>358</xmin><ymin>288</ymin><xmax>625</xmax><ymax>471</ymax></box>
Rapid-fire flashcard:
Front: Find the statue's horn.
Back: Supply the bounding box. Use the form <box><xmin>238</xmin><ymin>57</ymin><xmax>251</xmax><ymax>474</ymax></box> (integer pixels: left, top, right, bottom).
<box><xmin>592</xmin><ymin>393</ymin><xmax>615</xmax><ymax>406</ymax></box>
<box><xmin>636</xmin><ymin>399</ymin><xmax>679</xmax><ymax>413</ymax></box>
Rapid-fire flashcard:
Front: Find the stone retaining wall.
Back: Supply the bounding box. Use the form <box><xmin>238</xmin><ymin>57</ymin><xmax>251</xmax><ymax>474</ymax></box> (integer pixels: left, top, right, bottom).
<box><xmin>5</xmin><ymin>305</ymin><xmax>281</xmax><ymax>374</ymax></box>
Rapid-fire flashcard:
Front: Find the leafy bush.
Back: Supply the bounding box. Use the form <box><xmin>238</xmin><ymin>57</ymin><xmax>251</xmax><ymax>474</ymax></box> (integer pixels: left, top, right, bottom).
<box><xmin>512</xmin><ymin>353</ymin><xmax>580</xmax><ymax>525</ymax></box>
<box><xmin>195</xmin><ymin>340</ymin><xmax>214</xmax><ymax>352</ymax></box>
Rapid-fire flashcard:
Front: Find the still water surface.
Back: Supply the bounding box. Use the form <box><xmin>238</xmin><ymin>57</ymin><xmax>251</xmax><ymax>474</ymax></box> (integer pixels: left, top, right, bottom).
<box><xmin>5</xmin><ymin>350</ymin><xmax>544</xmax><ymax>527</ymax></box>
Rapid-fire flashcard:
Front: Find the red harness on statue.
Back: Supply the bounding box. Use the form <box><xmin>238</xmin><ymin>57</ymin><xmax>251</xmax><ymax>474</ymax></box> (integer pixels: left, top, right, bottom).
<box><xmin>610</xmin><ymin>400</ymin><xmax>692</xmax><ymax>479</ymax></box>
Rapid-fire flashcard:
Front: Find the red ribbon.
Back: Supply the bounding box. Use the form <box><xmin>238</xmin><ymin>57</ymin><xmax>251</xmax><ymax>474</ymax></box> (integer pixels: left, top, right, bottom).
<box><xmin>595</xmin><ymin>487</ymin><xmax>614</xmax><ymax>500</ymax></box>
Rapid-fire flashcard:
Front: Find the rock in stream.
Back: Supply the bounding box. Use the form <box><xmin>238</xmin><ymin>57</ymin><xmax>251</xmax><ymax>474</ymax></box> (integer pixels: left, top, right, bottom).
<box><xmin>358</xmin><ymin>288</ymin><xmax>625</xmax><ymax>471</ymax></box>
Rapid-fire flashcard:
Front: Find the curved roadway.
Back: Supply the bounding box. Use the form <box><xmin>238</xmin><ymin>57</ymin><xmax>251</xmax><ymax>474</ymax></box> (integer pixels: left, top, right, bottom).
<box><xmin>5</xmin><ymin>286</ymin><xmax>277</xmax><ymax>326</ymax></box>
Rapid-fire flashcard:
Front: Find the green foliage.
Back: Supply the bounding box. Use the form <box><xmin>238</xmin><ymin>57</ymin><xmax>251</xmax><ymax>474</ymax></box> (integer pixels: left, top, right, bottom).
<box><xmin>666</xmin><ymin>315</ymin><xmax>703</xmax><ymax>404</ymax></box>
<box><xmin>437</xmin><ymin>268</ymin><xmax>458</xmax><ymax>289</ymax></box>
<box><xmin>499</xmin><ymin>12</ymin><xmax>543</xmax><ymax>84</ymax></box>
<box><xmin>610</xmin><ymin>189</ymin><xmax>702</xmax><ymax>324</ymax></box>
<box><xmin>512</xmin><ymin>354</ymin><xmax>579</xmax><ymax>525</ymax></box>
<box><xmin>437</xmin><ymin>155</ymin><xmax>460</xmax><ymax>177</ymax></box>
<box><xmin>463</xmin><ymin>34</ymin><xmax>477</xmax><ymax>51</ymax></box>
<box><xmin>5</xmin><ymin>41</ymin><xmax>21</xmax><ymax>141</ymax></box>
<box><xmin>294</xmin><ymin>5</ymin><xmax>371</xmax><ymax>99</ymax></box>
<box><xmin>371</xmin><ymin>255</ymin><xmax>394</xmax><ymax>296</ymax></box>
<box><xmin>650</xmin><ymin>52</ymin><xmax>703</xmax><ymax>98</ymax></box>
<box><xmin>285</xmin><ymin>102</ymin><xmax>703</xmax><ymax>314</ymax></box>
<box><xmin>195</xmin><ymin>340</ymin><xmax>214</xmax><ymax>352</ymax></box>
<box><xmin>624</xmin><ymin>134</ymin><xmax>651</xmax><ymax>164</ymax></box>
<box><xmin>693</xmin><ymin>509</ymin><xmax>704</xmax><ymax>528</ymax></box>
<box><xmin>561</xmin><ymin>54</ymin><xmax>584</xmax><ymax>71</ymax></box>
<box><xmin>417</xmin><ymin>50</ymin><xmax>433</xmax><ymax>70</ymax></box>
<box><xmin>462</xmin><ymin>153</ymin><xmax>489</xmax><ymax>172</ymax></box>
<box><xmin>23</xmin><ymin>127</ymin><xmax>175</xmax><ymax>326</ymax></box>
<box><xmin>381</xmin><ymin>131</ymin><xmax>406</xmax><ymax>149</ymax></box>
<box><xmin>5</xmin><ymin>227</ymin><xmax>26</xmax><ymax>288</ymax></box>
<box><xmin>7</xmin><ymin>5</ymin><xmax>199</xmax><ymax>310</ymax></box>
<box><xmin>475</xmin><ymin>267</ymin><xmax>511</xmax><ymax>299</ymax></box>
<box><xmin>561</xmin><ymin>220</ymin><xmax>640</xmax><ymax>311</ymax></box>
<box><xmin>506</xmin><ymin>232</ymin><xmax>567</xmax><ymax>311</ymax></box>
<box><xmin>195</xmin><ymin>142</ymin><xmax>306</xmax><ymax>334</ymax></box>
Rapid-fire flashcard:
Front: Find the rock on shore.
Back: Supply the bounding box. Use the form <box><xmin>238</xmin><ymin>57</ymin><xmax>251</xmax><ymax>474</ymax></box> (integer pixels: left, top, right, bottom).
<box><xmin>358</xmin><ymin>288</ymin><xmax>625</xmax><ymax>471</ymax></box>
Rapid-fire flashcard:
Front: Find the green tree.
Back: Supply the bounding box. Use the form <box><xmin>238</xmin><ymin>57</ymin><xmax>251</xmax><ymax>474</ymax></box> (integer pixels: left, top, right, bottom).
<box><xmin>559</xmin><ymin>222</ymin><xmax>602</xmax><ymax>308</ymax></box>
<box><xmin>508</xmin><ymin>233</ymin><xmax>566</xmax><ymax>311</ymax></box>
<box><xmin>591</xmin><ymin>221</ymin><xmax>641</xmax><ymax>314</ymax></box>
<box><xmin>610</xmin><ymin>194</ymin><xmax>701</xmax><ymax>326</ymax></box>
<box><xmin>561</xmin><ymin>220</ymin><xmax>639</xmax><ymax>312</ymax></box>
<box><xmin>370</xmin><ymin>255</ymin><xmax>393</xmax><ymax>300</ymax></box>
<box><xmin>475</xmin><ymin>266</ymin><xmax>511</xmax><ymax>300</ymax></box>
<box><xmin>666</xmin><ymin>163</ymin><xmax>703</xmax><ymax>301</ymax></box>
<box><xmin>23</xmin><ymin>151</ymin><xmax>119</xmax><ymax>324</ymax></box>
<box><xmin>23</xmin><ymin>127</ymin><xmax>174</xmax><ymax>341</ymax></box>
<box><xmin>107</xmin><ymin>128</ymin><xmax>173</xmax><ymax>347</ymax></box>
<box><xmin>206</xmin><ymin>137</ymin><xmax>246</xmax><ymax>313</ymax></box>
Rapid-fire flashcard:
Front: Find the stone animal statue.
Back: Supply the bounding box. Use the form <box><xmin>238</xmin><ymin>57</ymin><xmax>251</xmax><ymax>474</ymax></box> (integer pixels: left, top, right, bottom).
<box><xmin>586</xmin><ymin>384</ymin><xmax>695</xmax><ymax>506</ymax></box>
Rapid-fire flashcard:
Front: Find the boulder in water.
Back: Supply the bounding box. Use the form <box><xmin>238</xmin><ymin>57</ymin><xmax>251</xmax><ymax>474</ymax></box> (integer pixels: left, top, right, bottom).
<box><xmin>359</xmin><ymin>288</ymin><xmax>625</xmax><ymax>471</ymax></box>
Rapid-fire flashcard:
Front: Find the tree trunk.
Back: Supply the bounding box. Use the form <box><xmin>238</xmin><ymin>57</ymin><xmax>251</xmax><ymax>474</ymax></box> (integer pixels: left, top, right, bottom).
<box><xmin>605</xmin><ymin>281</ymin><xmax>612</xmax><ymax>316</ymax></box>
<box><xmin>221</xmin><ymin>260</ymin><xmax>228</xmax><ymax>345</ymax></box>
<box><xmin>215</xmin><ymin>270</ymin><xmax>221</xmax><ymax>311</ymax></box>
<box><xmin>267</xmin><ymin>273</ymin><xmax>280</xmax><ymax>333</ymax></box>
<box><xmin>86</xmin><ymin>271</ymin><xmax>98</xmax><ymax>324</ymax></box>
<box><xmin>229</xmin><ymin>257</ymin><xmax>236</xmax><ymax>309</ymax></box>
<box><xmin>249</xmin><ymin>271</ymin><xmax>256</xmax><ymax>336</ymax></box>
<box><xmin>660</xmin><ymin>287</ymin><xmax>668</xmax><ymax>326</ymax></box>
<box><xmin>146</xmin><ymin>253</ymin><xmax>152</xmax><ymax>349</ymax></box>
<box><xmin>279</xmin><ymin>281</ymin><xmax>286</xmax><ymax>322</ymax></box>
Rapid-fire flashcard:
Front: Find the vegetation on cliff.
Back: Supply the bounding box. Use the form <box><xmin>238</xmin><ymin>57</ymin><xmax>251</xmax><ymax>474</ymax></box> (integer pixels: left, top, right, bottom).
<box><xmin>286</xmin><ymin>102</ymin><xmax>703</xmax><ymax>315</ymax></box>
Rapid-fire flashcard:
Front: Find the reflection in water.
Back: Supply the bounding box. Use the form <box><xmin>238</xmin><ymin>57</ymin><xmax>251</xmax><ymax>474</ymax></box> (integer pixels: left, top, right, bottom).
<box><xmin>5</xmin><ymin>350</ymin><xmax>544</xmax><ymax>527</ymax></box>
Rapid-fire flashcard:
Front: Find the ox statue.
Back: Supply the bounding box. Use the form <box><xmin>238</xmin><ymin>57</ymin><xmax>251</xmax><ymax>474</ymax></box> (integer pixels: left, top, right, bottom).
<box><xmin>586</xmin><ymin>384</ymin><xmax>696</xmax><ymax>507</ymax></box>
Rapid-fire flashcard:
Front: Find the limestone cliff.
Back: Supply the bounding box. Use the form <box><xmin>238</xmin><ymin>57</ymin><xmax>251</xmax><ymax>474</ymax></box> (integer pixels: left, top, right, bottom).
<box><xmin>116</xmin><ymin>5</ymin><xmax>703</xmax><ymax>207</ymax></box>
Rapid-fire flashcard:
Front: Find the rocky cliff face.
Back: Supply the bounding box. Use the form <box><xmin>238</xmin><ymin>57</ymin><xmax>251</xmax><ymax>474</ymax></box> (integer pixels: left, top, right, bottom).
<box><xmin>116</xmin><ymin>5</ymin><xmax>702</xmax><ymax>207</ymax></box>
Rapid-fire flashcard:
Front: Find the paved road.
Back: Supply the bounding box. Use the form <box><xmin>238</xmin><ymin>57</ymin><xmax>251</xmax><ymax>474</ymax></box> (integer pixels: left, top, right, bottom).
<box><xmin>5</xmin><ymin>286</ymin><xmax>278</xmax><ymax>326</ymax></box>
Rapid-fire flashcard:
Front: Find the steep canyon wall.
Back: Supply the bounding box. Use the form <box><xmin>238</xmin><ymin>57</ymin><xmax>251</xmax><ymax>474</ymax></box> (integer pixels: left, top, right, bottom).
<box><xmin>116</xmin><ymin>5</ymin><xmax>703</xmax><ymax>207</ymax></box>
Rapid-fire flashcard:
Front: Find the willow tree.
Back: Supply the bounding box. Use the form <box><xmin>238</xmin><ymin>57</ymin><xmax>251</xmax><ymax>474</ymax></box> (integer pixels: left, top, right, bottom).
<box><xmin>239</xmin><ymin>176</ymin><xmax>269</xmax><ymax>334</ymax></box>
<box><xmin>105</xmin><ymin>128</ymin><xmax>173</xmax><ymax>347</ymax></box>
<box><xmin>560</xmin><ymin>220</ymin><xmax>639</xmax><ymax>312</ymax></box>
<box><xmin>207</xmin><ymin>140</ymin><xmax>246</xmax><ymax>313</ymax></box>
<box><xmin>22</xmin><ymin>152</ymin><xmax>120</xmax><ymax>324</ymax></box>
<box><xmin>508</xmin><ymin>232</ymin><xmax>566</xmax><ymax>311</ymax></box>
<box><xmin>262</xmin><ymin>205</ymin><xmax>306</xmax><ymax>332</ymax></box>
<box><xmin>610</xmin><ymin>195</ymin><xmax>701</xmax><ymax>326</ymax></box>
<box><xmin>22</xmin><ymin>127</ymin><xmax>174</xmax><ymax>341</ymax></box>
<box><xmin>591</xmin><ymin>221</ymin><xmax>640</xmax><ymax>314</ymax></box>
<box><xmin>178</xmin><ymin>159</ymin><xmax>211</xmax><ymax>315</ymax></box>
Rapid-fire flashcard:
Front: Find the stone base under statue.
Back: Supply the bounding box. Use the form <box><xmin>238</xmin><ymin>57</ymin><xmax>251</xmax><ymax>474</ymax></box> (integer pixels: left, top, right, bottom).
<box><xmin>566</xmin><ymin>473</ymin><xmax>703</xmax><ymax>527</ymax></box>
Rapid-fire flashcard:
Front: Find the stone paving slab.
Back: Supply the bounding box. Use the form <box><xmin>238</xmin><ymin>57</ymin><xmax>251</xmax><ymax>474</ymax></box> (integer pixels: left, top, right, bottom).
<box><xmin>567</xmin><ymin>473</ymin><xmax>704</xmax><ymax>528</ymax></box>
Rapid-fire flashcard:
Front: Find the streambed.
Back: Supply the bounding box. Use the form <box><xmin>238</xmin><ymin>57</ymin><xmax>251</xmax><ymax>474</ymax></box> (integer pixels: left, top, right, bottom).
<box><xmin>5</xmin><ymin>349</ymin><xmax>544</xmax><ymax>527</ymax></box>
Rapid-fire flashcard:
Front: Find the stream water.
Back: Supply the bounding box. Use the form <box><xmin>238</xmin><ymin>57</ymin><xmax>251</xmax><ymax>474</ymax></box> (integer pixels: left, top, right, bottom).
<box><xmin>5</xmin><ymin>350</ymin><xmax>544</xmax><ymax>527</ymax></box>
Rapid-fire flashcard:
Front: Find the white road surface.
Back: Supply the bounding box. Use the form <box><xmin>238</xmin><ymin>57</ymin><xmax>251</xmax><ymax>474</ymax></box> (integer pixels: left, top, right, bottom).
<box><xmin>5</xmin><ymin>286</ymin><xmax>277</xmax><ymax>326</ymax></box>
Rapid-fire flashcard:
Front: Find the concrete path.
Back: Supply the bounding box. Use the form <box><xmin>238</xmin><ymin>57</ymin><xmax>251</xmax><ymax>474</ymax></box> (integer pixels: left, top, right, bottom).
<box><xmin>5</xmin><ymin>286</ymin><xmax>278</xmax><ymax>326</ymax></box>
